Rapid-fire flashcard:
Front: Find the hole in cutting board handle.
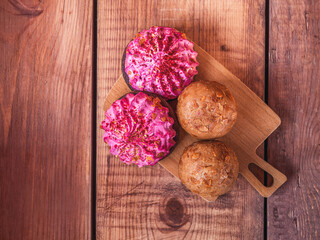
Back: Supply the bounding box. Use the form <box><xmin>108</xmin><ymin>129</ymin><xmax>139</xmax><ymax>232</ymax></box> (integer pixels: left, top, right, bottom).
<box><xmin>248</xmin><ymin>163</ymin><xmax>274</xmax><ymax>187</ymax></box>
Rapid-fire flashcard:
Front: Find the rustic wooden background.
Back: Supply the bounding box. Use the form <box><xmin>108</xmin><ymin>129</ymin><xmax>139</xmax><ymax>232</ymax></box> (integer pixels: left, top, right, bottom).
<box><xmin>0</xmin><ymin>0</ymin><xmax>319</xmax><ymax>239</ymax></box>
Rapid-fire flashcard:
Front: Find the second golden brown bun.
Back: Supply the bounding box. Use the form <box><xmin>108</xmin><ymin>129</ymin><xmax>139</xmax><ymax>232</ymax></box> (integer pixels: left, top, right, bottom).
<box><xmin>178</xmin><ymin>140</ymin><xmax>239</xmax><ymax>201</ymax></box>
<box><xmin>177</xmin><ymin>80</ymin><xmax>237</xmax><ymax>139</ymax></box>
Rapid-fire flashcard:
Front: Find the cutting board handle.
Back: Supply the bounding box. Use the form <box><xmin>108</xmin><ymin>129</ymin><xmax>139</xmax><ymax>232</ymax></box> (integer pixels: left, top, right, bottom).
<box><xmin>240</xmin><ymin>154</ymin><xmax>287</xmax><ymax>197</ymax></box>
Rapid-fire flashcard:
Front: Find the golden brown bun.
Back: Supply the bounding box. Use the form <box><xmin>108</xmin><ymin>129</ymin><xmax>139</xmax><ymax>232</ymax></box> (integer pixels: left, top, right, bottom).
<box><xmin>177</xmin><ymin>80</ymin><xmax>237</xmax><ymax>139</ymax></box>
<box><xmin>178</xmin><ymin>141</ymin><xmax>239</xmax><ymax>200</ymax></box>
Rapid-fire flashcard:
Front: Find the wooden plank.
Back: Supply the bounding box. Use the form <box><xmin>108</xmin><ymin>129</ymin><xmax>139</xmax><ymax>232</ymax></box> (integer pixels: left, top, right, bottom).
<box><xmin>268</xmin><ymin>0</ymin><xmax>320</xmax><ymax>239</ymax></box>
<box><xmin>0</xmin><ymin>1</ymin><xmax>92</xmax><ymax>239</ymax></box>
<box><xmin>97</xmin><ymin>0</ymin><xmax>266</xmax><ymax>239</ymax></box>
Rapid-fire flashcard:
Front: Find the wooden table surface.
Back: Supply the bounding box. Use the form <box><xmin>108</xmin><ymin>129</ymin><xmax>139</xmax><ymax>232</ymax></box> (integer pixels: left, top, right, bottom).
<box><xmin>0</xmin><ymin>0</ymin><xmax>319</xmax><ymax>239</ymax></box>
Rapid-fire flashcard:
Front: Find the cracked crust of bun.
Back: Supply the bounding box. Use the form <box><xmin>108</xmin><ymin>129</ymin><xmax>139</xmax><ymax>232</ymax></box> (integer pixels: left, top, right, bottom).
<box><xmin>177</xmin><ymin>80</ymin><xmax>237</xmax><ymax>139</ymax></box>
<box><xmin>178</xmin><ymin>140</ymin><xmax>239</xmax><ymax>200</ymax></box>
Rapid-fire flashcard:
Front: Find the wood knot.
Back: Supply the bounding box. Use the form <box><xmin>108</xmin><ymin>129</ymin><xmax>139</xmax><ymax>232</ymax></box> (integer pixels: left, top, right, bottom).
<box><xmin>9</xmin><ymin>0</ymin><xmax>44</xmax><ymax>17</ymax></box>
<box><xmin>159</xmin><ymin>197</ymin><xmax>189</xmax><ymax>229</ymax></box>
<box><xmin>220</xmin><ymin>44</ymin><xmax>229</xmax><ymax>52</ymax></box>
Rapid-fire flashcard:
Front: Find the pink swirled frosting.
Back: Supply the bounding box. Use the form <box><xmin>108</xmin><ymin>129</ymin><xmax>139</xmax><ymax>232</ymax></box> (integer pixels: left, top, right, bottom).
<box><xmin>125</xmin><ymin>26</ymin><xmax>199</xmax><ymax>99</ymax></box>
<box><xmin>101</xmin><ymin>92</ymin><xmax>176</xmax><ymax>167</ymax></box>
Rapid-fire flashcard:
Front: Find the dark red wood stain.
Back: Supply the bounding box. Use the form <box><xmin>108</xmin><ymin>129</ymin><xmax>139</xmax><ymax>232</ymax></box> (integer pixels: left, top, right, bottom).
<box><xmin>0</xmin><ymin>0</ymin><xmax>318</xmax><ymax>239</ymax></box>
<box><xmin>0</xmin><ymin>0</ymin><xmax>92</xmax><ymax>239</ymax></box>
<box><xmin>96</xmin><ymin>1</ymin><xmax>265</xmax><ymax>239</ymax></box>
<box><xmin>268</xmin><ymin>0</ymin><xmax>320</xmax><ymax>239</ymax></box>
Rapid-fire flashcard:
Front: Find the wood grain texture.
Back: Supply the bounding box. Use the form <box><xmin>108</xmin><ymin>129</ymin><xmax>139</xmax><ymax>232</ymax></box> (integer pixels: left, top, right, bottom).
<box><xmin>97</xmin><ymin>0</ymin><xmax>267</xmax><ymax>239</ymax></box>
<box><xmin>0</xmin><ymin>0</ymin><xmax>92</xmax><ymax>239</ymax></box>
<box><xmin>267</xmin><ymin>0</ymin><xmax>320</xmax><ymax>239</ymax></box>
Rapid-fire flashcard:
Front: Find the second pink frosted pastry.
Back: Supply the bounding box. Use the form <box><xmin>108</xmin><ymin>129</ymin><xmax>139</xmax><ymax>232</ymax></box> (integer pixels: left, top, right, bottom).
<box><xmin>122</xmin><ymin>26</ymin><xmax>199</xmax><ymax>99</ymax></box>
<box><xmin>101</xmin><ymin>92</ymin><xmax>178</xmax><ymax>167</ymax></box>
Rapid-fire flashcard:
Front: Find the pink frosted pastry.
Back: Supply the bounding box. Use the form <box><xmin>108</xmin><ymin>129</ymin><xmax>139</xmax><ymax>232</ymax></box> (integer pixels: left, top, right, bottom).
<box><xmin>101</xmin><ymin>92</ymin><xmax>178</xmax><ymax>167</ymax></box>
<box><xmin>122</xmin><ymin>26</ymin><xmax>199</xmax><ymax>99</ymax></box>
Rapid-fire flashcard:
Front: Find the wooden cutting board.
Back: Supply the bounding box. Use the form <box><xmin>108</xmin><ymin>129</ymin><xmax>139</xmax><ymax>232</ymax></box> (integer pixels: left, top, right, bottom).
<box><xmin>103</xmin><ymin>43</ymin><xmax>287</xmax><ymax>201</ymax></box>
